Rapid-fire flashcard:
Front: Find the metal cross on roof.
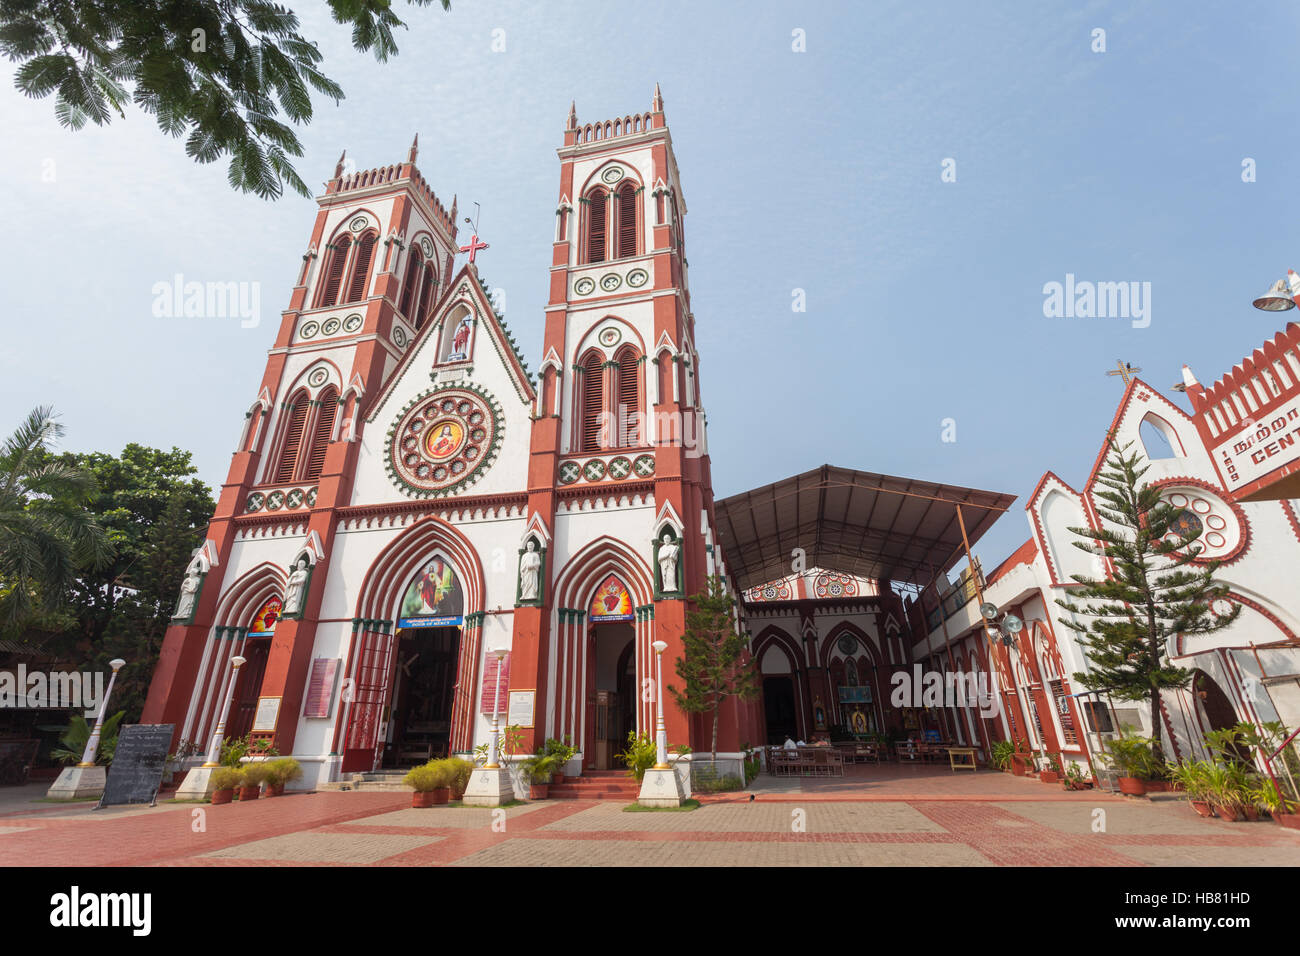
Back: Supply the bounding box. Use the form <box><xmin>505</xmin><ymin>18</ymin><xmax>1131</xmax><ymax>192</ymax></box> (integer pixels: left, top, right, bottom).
<box><xmin>459</xmin><ymin>201</ymin><xmax>489</xmax><ymax>264</ymax></box>
<box><xmin>1106</xmin><ymin>359</ymin><xmax>1141</xmax><ymax>385</ymax></box>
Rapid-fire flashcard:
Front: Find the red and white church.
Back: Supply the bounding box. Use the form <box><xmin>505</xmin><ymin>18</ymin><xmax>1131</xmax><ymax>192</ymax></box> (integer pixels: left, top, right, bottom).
<box><xmin>142</xmin><ymin>89</ymin><xmax>768</xmax><ymax>794</ymax></box>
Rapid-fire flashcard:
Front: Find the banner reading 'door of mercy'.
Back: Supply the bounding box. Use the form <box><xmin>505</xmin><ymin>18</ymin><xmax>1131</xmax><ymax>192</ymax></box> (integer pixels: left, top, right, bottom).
<box><xmin>397</xmin><ymin>557</ymin><xmax>465</xmax><ymax>628</ymax></box>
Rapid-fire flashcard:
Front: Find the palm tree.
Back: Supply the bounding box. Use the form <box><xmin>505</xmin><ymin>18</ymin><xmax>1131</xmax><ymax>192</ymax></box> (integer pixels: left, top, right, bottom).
<box><xmin>0</xmin><ymin>407</ymin><xmax>114</xmax><ymax>634</ymax></box>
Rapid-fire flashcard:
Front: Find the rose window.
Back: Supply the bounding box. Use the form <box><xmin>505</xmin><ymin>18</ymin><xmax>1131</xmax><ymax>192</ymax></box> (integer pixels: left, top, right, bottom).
<box><xmin>389</xmin><ymin>388</ymin><xmax>500</xmax><ymax>494</ymax></box>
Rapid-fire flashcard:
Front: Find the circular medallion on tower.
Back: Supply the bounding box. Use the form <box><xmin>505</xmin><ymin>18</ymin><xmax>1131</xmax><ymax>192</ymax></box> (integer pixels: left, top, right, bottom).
<box><xmin>299</xmin><ymin>320</ymin><xmax>320</xmax><ymax>339</ymax></box>
<box><xmin>322</xmin><ymin>316</ymin><xmax>342</xmax><ymax>336</ymax></box>
<box><xmin>626</xmin><ymin>269</ymin><xmax>649</xmax><ymax>288</ymax></box>
<box><xmin>601</xmin><ymin>165</ymin><xmax>624</xmax><ymax>184</ymax></box>
<box><xmin>307</xmin><ymin>367</ymin><xmax>329</xmax><ymax>388</ymax></box>
<box><xmin>598</xmin><ymin>327</ymin><xmax>622</xmax><ymax>348</ymax></box>
<box><xmin>574</xmin><ymin>277</ymin><xmax>596</xmax><ymax>296</ymax></box>
<box><xmin>420</xmin><ymin>237</ymin><xmax>433</xmax><ymax>257</ymax></box>
<box><xmin>343</xmin><ymin>313</ymin><xmax>363</xmax><ymax>333</ymax></box>
<box><xmin>387</xmin><ymin>385</ymin><xmax>503</xmax><ymax>497</ymax></box>
<box><xmin>600</xmin><ymin>273</ymin><xmax>622</xmax><ymax>292</ymax></box>
<box><xmin>349</xmin><ymin>215</ymin><xmax>369</xmax><ymax>232</ymax></box>
<box><xmin>393</xmin><ymin>326</ymin><xmax>408</xmax><ymax>349</ymax></box>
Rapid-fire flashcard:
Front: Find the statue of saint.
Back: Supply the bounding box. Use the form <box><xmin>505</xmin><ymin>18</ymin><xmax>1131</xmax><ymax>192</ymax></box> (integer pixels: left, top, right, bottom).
<box><xmin>450</xmin><ymin>316</ymin><xmax>472</xmax><ymax>358</ymax></box>
<box><xmin>284</xmin><ymin>556</ymin><xmax>311</xmax><ymax>616</ymax></box>
<box><xmin>519</xmin><ymin>540</ymin><xmax>542</xmax><ymax>601</ymax></box>
<box><xmin>657</xmin><ymin>532</ymin><xmax>679</xmax><ymax>593</ymax></box>
<box><xmin>174</xmin><ymin>560</ymin><xmax>203</xmax><ymax>620</ymax></box>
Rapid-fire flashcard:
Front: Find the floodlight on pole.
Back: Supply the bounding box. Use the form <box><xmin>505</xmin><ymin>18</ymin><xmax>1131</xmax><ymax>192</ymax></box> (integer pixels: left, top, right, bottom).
<box><xmin>485</xmin><ymin>647</ymin><xmax>509</xmax><ymax>769</ymax></box>
<box><xmin>1252</xmin><ymin>277</ymin><xmax>1296</xmax><ymax>312</ymax></box>
<box><xmin>652</xmin><ymin>640</ymin><xmax>669</xmax><ymax>769</ymax></box>
<box><xmin>78</xmin><ymin>658</ymin><xmax>126</xmax><ymax>767</ymax></box>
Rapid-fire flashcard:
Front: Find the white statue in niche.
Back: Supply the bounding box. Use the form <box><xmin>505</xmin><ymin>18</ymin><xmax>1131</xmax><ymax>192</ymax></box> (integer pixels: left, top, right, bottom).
<box><xmin>519</xmin><ymin>540</ymin><xmax>542</xmax><ymax>601</ymax></box>
<box><xmin>284</xmin><ymin>556</ymin><xmax>311</xmax><ymax>616</ymax></box>
<box><xmin>174</xmin><ymin>559</ymin><xmax>204</xmax><ymax>620</ymax></box>
<box><xmin>658</xmin><ymin>532</ymin><xmax>679</xmax><ymax>592</ymax></box>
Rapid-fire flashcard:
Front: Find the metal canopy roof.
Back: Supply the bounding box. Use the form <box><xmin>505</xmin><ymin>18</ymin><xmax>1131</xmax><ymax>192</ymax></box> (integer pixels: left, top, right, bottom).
<box><xmin>714</xmin><ymin>464</ymin><xmax>1017</xmax><ymax>592</ymax></box>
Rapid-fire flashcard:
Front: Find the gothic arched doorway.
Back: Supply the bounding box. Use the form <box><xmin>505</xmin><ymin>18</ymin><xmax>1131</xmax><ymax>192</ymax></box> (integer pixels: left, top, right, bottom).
<box><xmin>585</xmin><ymin>574</ymin><xmax>637</xmax><ymax>770</ymax></box>
<box><xmin>227</xmin><ymin>595</ymin><xmax>280</xmax><ymax>741</ymax></box>
<box><xmin>1193</xmin><ymin>669</ymin><xmax>1249</xmax><ymax>764</ymax></box>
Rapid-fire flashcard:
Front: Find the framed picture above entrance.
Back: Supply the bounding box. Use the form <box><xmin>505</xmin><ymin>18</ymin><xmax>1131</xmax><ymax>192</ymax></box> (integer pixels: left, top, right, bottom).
<box><xmin>397</xmin><ymin>557</ymin><xmax>465</xmax><ymax>628</ymax></box>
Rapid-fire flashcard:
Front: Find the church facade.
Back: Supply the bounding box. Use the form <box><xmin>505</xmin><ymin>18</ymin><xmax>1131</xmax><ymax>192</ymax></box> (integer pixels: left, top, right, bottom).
<box><xmin>143</xmin><ymin>89</ymin><xmax>764</xmax><ymax>790</ymax></box>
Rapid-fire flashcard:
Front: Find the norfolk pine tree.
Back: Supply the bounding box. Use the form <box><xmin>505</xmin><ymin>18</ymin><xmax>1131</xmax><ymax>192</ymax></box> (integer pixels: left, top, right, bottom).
<box><xmin>669</xmin><ymin>575</ymin><xmax>759</xmax><ymax>763</ymax></box>
<box><xmin>1056</xmin><ymin>435</ymin><xmax>1240</xmax><ymax>769</ymax></box>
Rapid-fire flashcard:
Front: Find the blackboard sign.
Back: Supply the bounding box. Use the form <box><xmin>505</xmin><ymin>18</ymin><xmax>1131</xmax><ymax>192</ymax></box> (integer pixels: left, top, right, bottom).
<box><xmin>97</xmin><ymin>724</ymin><xmax>173</xmax><ymax>809</ymax></box>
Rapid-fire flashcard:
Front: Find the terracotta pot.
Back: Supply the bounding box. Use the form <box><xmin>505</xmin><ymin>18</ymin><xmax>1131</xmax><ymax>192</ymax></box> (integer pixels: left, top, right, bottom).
<box><xmin>552</xmin><ymin>772</ymin><xmax>565</xmax><ymax>785</ymax></box>
<box><xmin>1118</xmin><ymin>776</ymin><xmax>1147</xmax><ymax>796</ymax></box>
<box><xmin>1190</xmin><ymin>799</ymin><xmax>1214</xmax><ymax>818</ymax></box>
<box><xmin>237</xmin><ymin>785</ymin><xmax>260</xmax><ymax>801</ymax></box>
<box><xmin>211</xmin><ymin>788</ymin><xmax>234</xmax><ymax>805</ymax></box>
<box><xmin>1213</xmin><ymin>803</ymin><xmax>1245</xmax><ymax>822</ymax></box>
<box><xmin>529</xmin><ymin>783</ymin><xmax>550</xmax><ymax>800</ymax></box>
<box><xmin>429</xmin><ymin>786</ymin><xmax>450</xmax><ymax>805</ymax></box>
<box><xmin>264</xmin><ymin>783</ymin><xmax>285</xmax><ymax>797</ymax></box>
<box><xmin>1039</xmin><ymin>771</ymin><xmax>1060</xmax><ymax>784</ymax></box>
<box><xmin>412</xmin><ymin>791</ymin><xmax>436</xmax><ymax>808</ymax></box>
<box><xmin>1273</xmin><ymin>811</ymin><xmax>1300</xmax><ymax>829</ymax></box>
<box><xmin>1145</xmin><ymin>780</ymin><xmax>1171</xmax><ymax>793</ymax></box>
<box><xmin>1243</xmin><ymin>805</ymin><xmax>1260</xmax><ymax>822</ymax></box>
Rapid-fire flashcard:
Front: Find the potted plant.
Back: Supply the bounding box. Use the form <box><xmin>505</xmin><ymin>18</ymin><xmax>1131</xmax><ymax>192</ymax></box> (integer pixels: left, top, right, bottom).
<box><xmin>210</xmin><ymin>767</ymin><xmax>241</xmax><ymax>805</ymax></box>
<box><xmin>519</xmin><ymin>754</ymin><xmax>558</xmax><ymax>799</ymax></box>
<box><xmin>239</xmin><ymin>762</ymin><xmax>270</xmax><ymax>801</ymax></box>
<box><xmin>540</xmin><ymin>737</ymin><xmax>577</xmax><ymax>783</ymax></box>
<box><xmin>1039</xmin><ymin>754</ymin><xmax>1062</xmax><ymax>784</ymax></box>
<box><xmin>262</xmin><ymin>758</ymin><xmax>302</xmax><ymax>796</ymax></box>
<box><xmin>1256</xmin><ymin>778</ymin><xmax>1300</xmax><ymax>827</ymax></box>
<box><xmin>1168</xmin><ymin>760</ymin><xmax>1213</xmax><ymax>817</ymax></box>
<box><xmin>1062</xmin><ymin>762</ymin><xmax>1093</xmax><ymax>791</ymax></box>
<box><xmin>1200</xmin><ymin>762</ymin><xmax>1245</xmax><ymax>821</ymax></box>
<box><xmin>404</xmin><ymin>759</ymin><xmax>454</xmax><ymax>807</ymax></box>
<box><xmin>990</xmin><ymin>740</ymin><xmax>1014</xmax><ymax>772</ymax></box>
<box><xmin>448</xmin><ymin>757</ymin><xmax>474</xmax><ymax>800</ymax></box>
<box><xmin>1103</xmin><ymin>735</ymin><xmax>1158</xmax><ymax>796</ymax></box>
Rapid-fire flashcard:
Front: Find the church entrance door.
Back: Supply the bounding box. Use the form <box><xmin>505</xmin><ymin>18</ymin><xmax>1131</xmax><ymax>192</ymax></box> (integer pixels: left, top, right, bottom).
<box><xmin>381</xmin><ymin>625</ymin><xmax>462</xmax><ymax>769</ymax></box>
<box><xmin>587</xmin><ymin>622</ymin><xmax>635</xmax><ymax>770</ymax></box>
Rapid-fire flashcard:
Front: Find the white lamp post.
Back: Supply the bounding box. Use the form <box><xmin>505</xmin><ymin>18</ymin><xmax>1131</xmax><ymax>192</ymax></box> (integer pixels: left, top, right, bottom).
<box><xmin>77</xmin><ymin>658</ymin><xmax>126</xmax><ymax>767</ymax></box>
<box><xmin>652</xmin><ymin>640</ymin><xmax>669</xmax><ymax>769</ymax></box>
<box><xmin>203</xmin><ymin>656</ymin><xmax>247</xmax><ymax>767</ymax></box>
<box><xmin>485</xmin><ymin>648</ymin><xmax>509</xmax><ymax>769</ymax></box>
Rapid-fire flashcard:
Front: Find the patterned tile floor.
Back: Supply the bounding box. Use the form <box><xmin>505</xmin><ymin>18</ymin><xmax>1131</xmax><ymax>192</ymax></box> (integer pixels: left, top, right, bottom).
<box><xmin>2</xmin><ymin>774</ymin><xmax>1298</xmax><ymax>867</ymax></box>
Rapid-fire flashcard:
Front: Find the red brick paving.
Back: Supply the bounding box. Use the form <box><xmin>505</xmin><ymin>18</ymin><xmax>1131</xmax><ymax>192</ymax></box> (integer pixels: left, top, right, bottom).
<box><xmin>3</xmin><ymin>787</ymin><xmax>1296</xmax><ymax>867</ymax></box>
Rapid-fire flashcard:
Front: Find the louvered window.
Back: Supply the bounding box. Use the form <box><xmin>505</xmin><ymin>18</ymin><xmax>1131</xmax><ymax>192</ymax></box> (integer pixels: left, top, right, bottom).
<box><xmin>1049</xmin><ymin>679</ymin><xmax>1078</xmax><ymax>746</ymax></box>
<box><xmin>580</xmin><ymin>353</ymin><xmax>604</xmax><ymax>452</ymax></box>
<box><xmin>399</xmin><ymin>248</ymin><xmax>423</xmax><ymax>318</ymax></box>
<box><xmin>304</xmin><ymin>388</ymin><xmax>338</xmax><ymax>480</ymax></box>
<box><xmin>585</xmin><ymin>189</ymin><xmax>607</xmax><ymax>264</ymax></box>
<box><xmin>415</xmin><ymin>262</ymin><xmax>438</xmax><ymax>329</ymax></box>
<box><xmin>274</xmin><ymin>393</ymin><xmax>309</xmax><ymax>482</ymax></box>
<box><xmin>317</xmin><ymin>237</ymin><xmax>351</xmax><ymax>308</ymax></box>
<box><xmin>345</xmin><ymin>232</ymin><xmax>377</xmax><ymax>303</ymax></box>
<box><xmin>617</xmin><ymin>183</ymin><xmax>637</xmax><ymax>259</ymax></box>
<box><xmin>616</xmin><ymin>347</ymin><xmax>640</xmax><ymax>446</ymax></box>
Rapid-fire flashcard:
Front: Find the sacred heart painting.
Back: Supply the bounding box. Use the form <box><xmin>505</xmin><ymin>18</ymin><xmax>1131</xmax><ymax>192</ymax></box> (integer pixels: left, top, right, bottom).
<box><xmin>589</xmin><ymin>575</ymin><xmax>633</xmax><ymax>621</ymax></box>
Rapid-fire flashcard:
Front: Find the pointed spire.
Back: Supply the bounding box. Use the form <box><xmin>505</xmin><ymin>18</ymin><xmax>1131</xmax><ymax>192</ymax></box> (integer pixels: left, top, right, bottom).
<box><xmin>1181</xmin><ymin>364</ymin><xmax>1199</xmax><ymax>388</ymax></box>
<box><xmin>334</xmin><ymin>150</ymin><xmax>347</xmax><ymax>180</ymax></box>
<box><xmin>407</xmin><ymin>133</ymin><xmax>419</xmax><ymax>165</ymax></box>
<box><xmin>450</xmin><ymin>193</ymin><xmax>458</xmax><ymax>224</ymax></box>
<box><xmin>566</xmin><ymin>100</ymin><xmax>577</xmax><ymax>131</ymax></box>
<box><xmin>652</xmin><ymin>82</ymin><xmax>664</xmax><ymax>112</ymax></box>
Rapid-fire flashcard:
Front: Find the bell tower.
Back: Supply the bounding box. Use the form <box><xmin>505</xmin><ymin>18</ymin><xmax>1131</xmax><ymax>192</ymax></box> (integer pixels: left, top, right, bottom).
<box><xmin>514</xmin><ymin>86</ymin><xmax>730</xmax><ymax>755</ymax></box>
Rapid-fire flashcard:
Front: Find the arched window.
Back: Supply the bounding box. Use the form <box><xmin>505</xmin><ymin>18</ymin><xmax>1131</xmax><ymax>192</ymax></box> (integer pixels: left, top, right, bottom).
<box><xmin>615</xmin><ymin>182</ymin><xmax>638</xmax><ymax>259</ymax></box>
<box><xmin>304</xmin><ymin>387</ymin><xmax>339</xmax><ymax>480</ymax></box>
<box><xmin>274</xmin><ymin>390</ymin><xmax>310</xmax><ymax>482</ymax></box>
<box><xmin>316</xmin><ymin>236</ymin><xmax>351</xmax><ymax>308</ymax></box>
<box><xmin>584</xmin><ymin>188</ymin><xmax>607</xmax><ymax>264</ymax></box>
<box><xmin>615</xmin><ymin>345</ymin><xmax>641</xmax><ymax>446</ymax></box>
<box><xmin>579</xmin><ymin>350</ymin><xmax>605</xmax><ymax>453</ymax></box>
<box><xmin>399</xmin><ymin>247</ymin><xmax>423</xmax><ymax>319</ymax></box>
<box><xmin>414</xmin><ymin>261</ymin><xmax>438</xmax><ymax>329</ymax></box>
<box><xmin>345</xmin><ymin>231</ymin><xmax>378</xmax><ymax>304</ymax></box>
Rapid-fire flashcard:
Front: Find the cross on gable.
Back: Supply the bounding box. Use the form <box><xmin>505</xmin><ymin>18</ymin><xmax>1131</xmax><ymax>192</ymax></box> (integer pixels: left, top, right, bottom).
<box><xmin>459</xmin><ymin>234</ymin><xmax>489</xmax><ymax>264</ymax></box>
<box><xmin>1106</xmin><ymin>359</ymin><xmax>1141</xmax><ymax>385</ymax></box>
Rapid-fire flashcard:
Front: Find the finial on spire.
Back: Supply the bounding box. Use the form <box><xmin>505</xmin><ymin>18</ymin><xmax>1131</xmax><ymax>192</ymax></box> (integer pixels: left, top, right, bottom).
<box><xmin>567</xmin><ymin>100</ymin><xmax>577</xmax><ymax>131</ymax></box>
<box><xmin>334</xmin><ymin>150</ymin><xmax>347</xmax><ymax>180</ymax></box>
<box><xmin>450</xmin><ymin>194</ymin><xmax>458</xmax><ymax>223</ymax></box>
<box><xmin>408</xmin><ymin>134</ymin><xmax>419</xmax><ymax>165</ymax></box>
<box><xmin>652</xmin><ymin>82</ymin><xmax>664</xmax><ymax>112</ymax></box>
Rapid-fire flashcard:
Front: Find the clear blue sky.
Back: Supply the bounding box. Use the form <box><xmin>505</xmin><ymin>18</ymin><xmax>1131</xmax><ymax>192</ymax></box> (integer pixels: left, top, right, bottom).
<box><xmin>4</xmin><ymin>0</ymin><xmax>1299</xmax><ymax>576</ymax></box>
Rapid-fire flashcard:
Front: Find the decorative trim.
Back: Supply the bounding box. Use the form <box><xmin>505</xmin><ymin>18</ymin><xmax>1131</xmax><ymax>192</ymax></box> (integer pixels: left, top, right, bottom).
<box><xmin>385</xmin><ymin>383</ymin><xmax>504</xmax><ymax>499</ymax></box>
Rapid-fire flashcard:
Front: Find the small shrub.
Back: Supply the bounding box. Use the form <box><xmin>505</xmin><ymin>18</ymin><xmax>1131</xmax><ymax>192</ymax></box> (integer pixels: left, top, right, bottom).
<box><xmin>404</xmin><ymin>760</ymin><xmax>454</xmax><ymax>792</ymax></box>
<box><xmin>619</xmin><ymin>731</ymin><xmax>658</xmax><ymax>782</ymax></box>
<box><xmin>210</xmin><ymin>767</ymin><xmax>243</xmax><ymax>791</ymax></box>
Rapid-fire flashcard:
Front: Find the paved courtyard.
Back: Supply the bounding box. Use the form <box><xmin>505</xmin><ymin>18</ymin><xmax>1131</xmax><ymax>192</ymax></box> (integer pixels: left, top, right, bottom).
<box><xmin>2</xmin><ymin>768</ymin><xmax>1298</xmax><ymax>866</ymax></box>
